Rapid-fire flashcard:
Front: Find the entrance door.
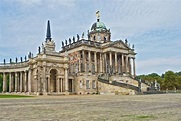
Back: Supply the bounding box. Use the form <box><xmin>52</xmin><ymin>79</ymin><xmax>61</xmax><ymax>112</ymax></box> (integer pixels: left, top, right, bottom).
<box><xmin>68</xmin><ymin>79</ymin><xmax>73</xmax><ymax>92</ymax></box>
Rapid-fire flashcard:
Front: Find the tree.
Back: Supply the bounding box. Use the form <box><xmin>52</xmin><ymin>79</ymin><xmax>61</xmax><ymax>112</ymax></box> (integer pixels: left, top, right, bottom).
<box><xmin>164</xmin><ymin>71</ymin><xmax>177</xmax><ymax>90</ymax></box>
<box><xmin>176</xmin><ymin>76</ymin><xmax>181</xmax><ymax>90</ymax></box>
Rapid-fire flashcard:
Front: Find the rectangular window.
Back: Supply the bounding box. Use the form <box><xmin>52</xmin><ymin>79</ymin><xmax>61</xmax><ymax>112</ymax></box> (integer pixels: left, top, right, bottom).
<box><xmin>86</xmin><ymin>80</ymin><xmax>90</xmax><ymax>89</ymax></box>
<box><xmin>80</xmin><ymin>80</ymin><xmax>82</xmax><ymax>89</ymax></box>
<box><xmin>92</xmin><ymin>80</ymin><xmax>96</xmax><ymax>89</ymax></box>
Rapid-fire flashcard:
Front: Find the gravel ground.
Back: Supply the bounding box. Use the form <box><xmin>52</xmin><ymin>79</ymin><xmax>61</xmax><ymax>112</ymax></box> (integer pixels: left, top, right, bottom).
<box><xmin>0</xmin><ymin>94</ymin><xmax>181</xmax><ymax>121</ymax></box>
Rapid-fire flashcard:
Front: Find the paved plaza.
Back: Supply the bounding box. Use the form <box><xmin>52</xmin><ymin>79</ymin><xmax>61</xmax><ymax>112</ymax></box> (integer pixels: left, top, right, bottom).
<box><xmin>0</xmin><ymin>94</ymin><xmax>181</xmax><ymax>121</ymax></box>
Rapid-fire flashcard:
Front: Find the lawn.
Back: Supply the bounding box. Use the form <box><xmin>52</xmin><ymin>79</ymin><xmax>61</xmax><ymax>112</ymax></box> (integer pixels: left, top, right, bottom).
<box><xmin>0</xmin><ymin>94</ymin><xmax>34</xmax><ymax>98</ymax></box>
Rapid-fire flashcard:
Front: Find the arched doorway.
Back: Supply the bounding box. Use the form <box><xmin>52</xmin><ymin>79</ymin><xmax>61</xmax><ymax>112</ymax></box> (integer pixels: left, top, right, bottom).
<box><xmin>50</xmin><ymin>69</ymin><xmax>57</xmax><ymax>92</ymax></box>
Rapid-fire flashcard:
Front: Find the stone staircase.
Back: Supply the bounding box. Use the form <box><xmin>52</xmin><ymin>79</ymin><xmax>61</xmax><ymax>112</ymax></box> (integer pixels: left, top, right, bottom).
<box><xmin>98</xmin><ymin>74</ymin><xmax>140</xmax><ymax>92</ymax></box>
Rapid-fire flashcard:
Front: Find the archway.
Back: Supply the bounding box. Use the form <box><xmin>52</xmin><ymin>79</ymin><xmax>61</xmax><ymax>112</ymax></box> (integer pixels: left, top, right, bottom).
<box><xmin>50</xmin><ymin>69</ymin><xmax>57</xmax><ymax>92</ymax></box>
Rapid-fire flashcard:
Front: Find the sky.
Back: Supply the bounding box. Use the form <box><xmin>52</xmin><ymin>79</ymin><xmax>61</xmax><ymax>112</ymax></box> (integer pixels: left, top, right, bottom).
<box><xmin>0</xmin><ymin>0</ymin><xmax>181</xmax><ymax>75</ymax></box>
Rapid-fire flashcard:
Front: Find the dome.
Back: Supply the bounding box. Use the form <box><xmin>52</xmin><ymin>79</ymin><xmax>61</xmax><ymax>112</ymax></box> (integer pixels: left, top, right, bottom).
<box><xmin>91</xmin><ymin>21</ymin><xmax>107</xmax><ymax>31</ymax></box>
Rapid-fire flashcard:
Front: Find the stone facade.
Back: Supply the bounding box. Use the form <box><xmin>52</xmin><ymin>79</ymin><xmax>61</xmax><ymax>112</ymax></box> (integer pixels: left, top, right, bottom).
<box><xmin>0</xmin><ymin>13</ymin><xmax>148</xmax><ymax>95</ymax></box>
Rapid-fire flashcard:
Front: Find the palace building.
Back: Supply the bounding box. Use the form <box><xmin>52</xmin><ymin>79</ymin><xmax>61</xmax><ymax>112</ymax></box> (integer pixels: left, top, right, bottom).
<box><xmin>0</xmin><ymin>12</ymin><xmax>148</xmax><ymax>95</ymax></box>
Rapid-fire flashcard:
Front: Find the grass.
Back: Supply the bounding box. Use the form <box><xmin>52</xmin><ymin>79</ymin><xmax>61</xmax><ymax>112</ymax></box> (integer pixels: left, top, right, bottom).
<box><xmin>0</xmin><ymin>94</ymin><xmax>34</xmax><ymax>98</ymax></box>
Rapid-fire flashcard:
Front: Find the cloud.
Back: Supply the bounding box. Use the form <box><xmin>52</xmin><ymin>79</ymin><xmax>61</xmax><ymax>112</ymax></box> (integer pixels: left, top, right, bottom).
<box><xmin>12</xmin><ymin>0</ymin><xmax>76</xmax><ymax>7</ymax></box>
<box><xmin>136</xmin><ymin>57</ymin><xmax>181</xmax><ymax>74</ymax></box>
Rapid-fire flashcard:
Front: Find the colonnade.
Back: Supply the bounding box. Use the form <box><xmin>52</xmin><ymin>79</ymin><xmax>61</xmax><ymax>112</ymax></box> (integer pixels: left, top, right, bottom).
<box><xmin>1</xmin><ymin>67</ymin><xmax>71</xmax><ymax>94</ymax></box>
<box><xmin>1</xmin><ymin>71</ymin><xmax>30</xmax><ymax>93</ymax></box>
<box><xmin>69</xmin><ymin>50</ymin><xmax>136</xmax><ymax>77</ymax></box>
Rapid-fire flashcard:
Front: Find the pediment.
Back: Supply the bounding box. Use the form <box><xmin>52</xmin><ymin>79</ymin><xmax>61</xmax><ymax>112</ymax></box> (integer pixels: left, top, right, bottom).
<box><xmin>110</xmin><ymin>40</ymin><xmax>129</xmax><ymax>49</ymax></box>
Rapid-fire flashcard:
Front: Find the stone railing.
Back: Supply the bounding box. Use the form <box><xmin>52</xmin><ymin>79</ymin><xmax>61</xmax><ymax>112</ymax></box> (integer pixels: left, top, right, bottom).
<box><xmin>0</xmin><ymin>61</ymin><xmax>29</xmax><ymax>69</ymax></box>
<box><xmin>62</xmin><ymin>39</ymin><xmax>101</xmax><ymax>51</ymax></box>
<box><xmin>98</xmin><ymin>74</ymin><xmax>140</xmax><ymax>92</ymax></box>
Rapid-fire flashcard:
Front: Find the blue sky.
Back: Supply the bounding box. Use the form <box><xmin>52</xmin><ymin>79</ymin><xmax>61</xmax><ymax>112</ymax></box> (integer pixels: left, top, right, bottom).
<box><xmin>0</xmin><ymin>0</ymin><xmax>181</xmax><ymax>75</ymax></box>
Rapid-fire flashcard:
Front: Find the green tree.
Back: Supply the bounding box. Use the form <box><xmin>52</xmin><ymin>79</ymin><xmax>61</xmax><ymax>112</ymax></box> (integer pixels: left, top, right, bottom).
<box><xmin>164</xmin><ymin>71</ymin><xmax>177</xmax><ymax>90</ymax></box>
<box><xmin>176</xmin><ymin>75</ymin><xmax>181</xmax><ymax>90</ymax></box>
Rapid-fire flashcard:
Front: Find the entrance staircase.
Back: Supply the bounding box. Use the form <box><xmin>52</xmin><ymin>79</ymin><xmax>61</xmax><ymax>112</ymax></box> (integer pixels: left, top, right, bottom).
<box><xmin>98</xmin><ymin>74</ymin><xmax>141</xmax><ymax>92</ymax></box>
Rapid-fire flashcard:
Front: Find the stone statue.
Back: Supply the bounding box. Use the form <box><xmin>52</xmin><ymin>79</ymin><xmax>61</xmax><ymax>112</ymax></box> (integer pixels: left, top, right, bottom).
<box><xmin>44</xmin><ymin>48</ymin><xmax>46</xmax><ymax>54</ymax></box>
<box><xmin>10</xmin><ymin>58</ymin><xmax>12</xmax><ymax>63</ymax></box>
<box><xmin>28</xmin><ymin>52</ymin><xmax>31</xmax><ymax>58</ymax></box>
<box><xmin>93</xmin><ymin>36</ymin><xmax>96</xmax><ymax>40</ymax></box>
<box><xmin>125</xmin><ymin>39</ymin><xmax>128</xmax><ymax>44</ymax></box>
<box><xmin>21</xmin><ymin>57</ymin><xmax>23</xmax><ymax>62</ymax></box>
<box><xmin>38</xmin><ymin>46</ymin><xmax>41</xmax><ymax>54</ymax></box>
<box><xmin>69</xmin><ymin>38</ymin><xmax>71</xmax><ymax>44</ymax></box>
<box><xmin>132</xmin><ymin>44</ymin><xmax>134</xmax><ymax>49</ymax></box>
<box><xmin>65</xmin><ymin>39</ymin><xmax>67</xmax><ymax>45</ymax></box>
<box><xmin>82</xmin><ymin>32</ymin><xmax>84</xmax><ymax>39</ymax></box>
<box><xmin>88</xmin><ymin>34</ymin><xmax>90</xmax><ymax>40</ymax></box>
<box><xmin>3</xmin><ymin>59</ymin><xmax>5</xmax><ymax>64</ymax></box>
<box><xmin>62</xmin><ymin>41</ymin><xmax>64</xmax><ymax>47</ymax></box>
<box><xmin>16</xmin><ymin>57</ymin><xmax>18</xmax><ymax>63</ymax></box>
<box><xmin>25</xmin><ymin>56</ymin><xmax>27</xmax><ymax>61</ymax></box>
<box><xmin>77</xmin><ymin>34</ymin><xmax>79</xmax><ymax>41</ymax></box>
<box><xmin>73</xmin><ymin>36</ymin><xmax>75</xmax><ymax>43</ymax></box>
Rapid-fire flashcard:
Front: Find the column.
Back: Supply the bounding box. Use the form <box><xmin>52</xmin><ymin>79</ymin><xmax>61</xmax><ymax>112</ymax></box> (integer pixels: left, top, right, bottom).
<box><xmin>48</xmin><ymin>77</ymin><xmax>50</xmax><ymax>92</ymax></box>
<box><xmin>104</xmin><ymin>53</ymin><xmax>107</xmax><ymax>73</ymax></box>
<box><xmin>133</xmin><ymin>58</ymin><xmax>136</xmax><ymax>78</ymax></box>
<box><xmin>57</xmin><ymin>77</ymin><xmax>60</xmax><ymax>92</ymax></box>
<box><xmin>100</xmin><ymin>53</ymin><xmax>103</xmax><ymax>73</ymax></box>
<box><xmin>15</xmin><ymin>72</ymin><xmax>18</xmax><ymax>92</ymax></box>
<box><xmin>9</xmin><ymin>72</ymin><xmax>12</xmax><ymax>92</ymax></box>
<box><xmin>3</xmin><ymin>73</ymin><xmax>6</xmax><ymax>92</ymax></box>
<box><xmin>82</xmin><ymin>50</ymin><xmax>85</xmax><ymax>72</ymax></box>
<box><xmin>43</xmin><ymin>66</ymin><xmax>47</xmax><ymax>92</ymax></box>
<box><xmin>20</xmin><ymin>72</ymin><xmax>23</xmax><ymax>92</ymax></box>
<box><xmin>109</xmin><ymin>52</ymin><xmax>112</xmax><ymax>74</ymax></box>
<box><xmin>28</xmin><ymin>70</ymin><xmax>31</xmax><ymax>92</ymax></box>
<box><xmin>88</xmin><ymin>51</ymin><xmax>91</xmax><ymax>72</ymax></box>
<box><xmin>78</xmin><ymin>51</ymin><xmax>81</xmax><ymax>72</ymax></box>
<box><xmin>109</xmin><ymin>52</ymin><xmax>112</xmax><ymax>66</ymax></box>
<box><xmin>64</xmin><ymin>67</ymin><xmax>69</xmax><ymax>92</ymax></box>
<box><xmin>121</xmin><ymin>54</ymin><xmax>124</xmax><ymax>73</ymax></box>
<box><xmin>129</xmin><ymin>57</ymin><xmax>131</xmax><ymax>75</ymax></box>
<box><xmin>38</xmin><ymin>67</ymin><xmax>41</xmax><ymax>92</ymax></box>
<box><xmin>115</xmin><ymin>52</ymin><xmax>117</xmax><ymax>73</ymax></box>
<box><xmin>94</xmin><ymin>52</ymin><xmax>97</xmax><ymax>73</ymax></box>
<box><xmin>24</xmin><ymin>71</ymin><xmax>27</xmax><ymax>92</ymax></box>
<box><xmin>60</xmin><ymin>78</ymin><xmax>63</xmax><ymax>92</ymax></box>
<box><xmin>125</xmin><ymin>55</ymin><xmax>128</xmax><ymax>73</ymax></box>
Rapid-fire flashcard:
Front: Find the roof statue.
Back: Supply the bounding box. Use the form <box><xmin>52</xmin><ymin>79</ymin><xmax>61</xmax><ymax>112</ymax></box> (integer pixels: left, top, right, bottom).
<box><xmin>77</xmin><ymin>34</ymin><xmax>80</xmax><ymax>41</ymax></box>
<box><xmin>69</xmin><ymin>38</ymin><xmax>71</xmax><ymax>44</ymax></box>
<box><xmin>96</xmin><ymin>11</ymin><xmax>100</xmax><ymax>19</ymax></box>
<box><xmin>62</xmin><ymin>41</ymin><xmax>64</xmax><ymax>47</ymax></box>
<box><xmin>10</xmin><ymin>58</ymin><xmax>12</xmax><ymax>63</ymax></box>
<box><xmin>65</xmin><ymin>39</ymin><xmax>67</xmax><ymax>45</ymax></box>
<box><xmin>82</xmin><ymin>32</ymin><xmax>84</xmax><ymax>39</ymax></box>
<box><xmin>24</xmin><ymin>56</ymin><xmax>26</xmax><ymax>61</ymax></box>
<box><xmin>73</xmin><ymin>36</ymin><xmax>75</xmax><ymax>43</ymax></box>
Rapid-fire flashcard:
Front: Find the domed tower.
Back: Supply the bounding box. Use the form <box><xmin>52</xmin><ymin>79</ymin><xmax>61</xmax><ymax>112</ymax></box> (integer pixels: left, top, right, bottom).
<box><xmin>88</xmin><ymin>11</ymin><xmax>111</xmax><ymax>43</ymax></box>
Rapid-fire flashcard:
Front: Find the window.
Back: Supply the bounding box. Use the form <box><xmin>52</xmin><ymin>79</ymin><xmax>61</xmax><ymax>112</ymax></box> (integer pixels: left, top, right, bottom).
<box><xmin>80</xmin><ymin>80</ymin><xmax>82</xmax><ymax>89</ymax></box>
<box><xmin>92</xmin><ymin>80</ymin><xmax>96</xmax><ymax>89</ymax></box>
<box><xmin>86</xmin><ymin>80</ymin><xmax>90</xmax><ymax>89</ymax></box>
